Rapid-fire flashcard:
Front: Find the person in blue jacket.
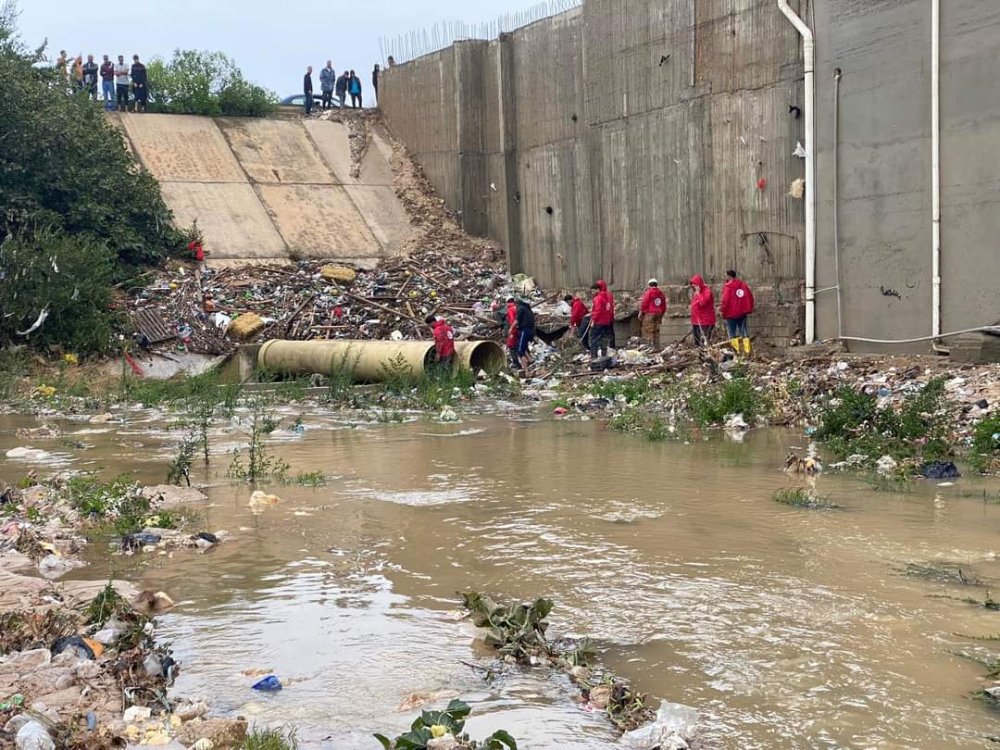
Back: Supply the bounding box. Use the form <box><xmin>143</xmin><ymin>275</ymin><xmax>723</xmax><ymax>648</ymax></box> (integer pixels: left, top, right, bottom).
<box><xmin>348</xmin><ymin>69</ymin><xmax>362</xmax><ymax>108</ymax></box>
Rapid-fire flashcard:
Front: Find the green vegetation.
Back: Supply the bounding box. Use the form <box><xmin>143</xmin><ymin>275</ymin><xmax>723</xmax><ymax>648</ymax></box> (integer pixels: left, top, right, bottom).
<box><xmin>589</xmin><ymin>376</ymin><xmax>651</xmax><ymax>405</ymax></box>
<box><xmin>688</xmin><ymin>375</ymin><xmax>769</xmax><ymax>426</ymax></box>
<box><xmin>375</xmin><ymin>699</ymin><xmax>516</xmax><ymax>750</ymax></box>
<box><xmin>773</xmin><ymin>487</ymin><xmax>839</xmax><ymax>510</ymax></box>
<box><xmin>147</xmin><ymin>49</ymin><xmax>277</xmax><ymax>117</ymax></box>
<box><xmin>291</xmin><ymin>471</ymin><xmax>326</xmax><ymax>487</ymax></box>
<box><xmin>969</xmin><ymin>413</ymin><xmax>1000</xmax><ymax>474</ymax></box>
<box><xmin>814</xmin><ymin>378</ymin><xmax>951</xmax><ymax>468</ymax></box>
<box><xmin>228</xmin><ymin>394</ymin><xmax>289</xmax><ymax>483</ymax></box>
<box><xmin>122</xmin><ymin>370</ymin><xmax>241</xmax><ymax>407</ymax></box>
<box><xmin>0</xmin><ymin>5</ymin><xmax>183</xmax><ymax>354</ymax></box>
<box><xmin>461</xmin><ymin>591</ymin><xmax>552</xmax><ymax>663</ymax></box>
<box><xmin>66</xmin><ymin>474</ymin><xmax>155</xmax><ymax>536</ymax></box>
<box><xmin>166</xmin><ymin>432</ymin><xmax>197</xmax><ymax>485</ymax></box>
<box><xmin>241</xmin><ymin>726</ymin><xmax>298</xmax><ymax>750</ymax></box>
<box><xmin>0</xmin><ymin>346</ymin><xmax>29</xmax><ymax>400</ymax></box>
<box><xmin>608</xmin><ymin>407</ymin><xmax>673</xmax><ymax>442</ymax></box>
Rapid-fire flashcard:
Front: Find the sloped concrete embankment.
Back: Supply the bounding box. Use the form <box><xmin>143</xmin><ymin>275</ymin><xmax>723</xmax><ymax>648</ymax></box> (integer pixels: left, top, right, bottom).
<box><xmin>110</xmin><ymin>113</ymin><xmax>413</xmax><ymax>267</ymax></box>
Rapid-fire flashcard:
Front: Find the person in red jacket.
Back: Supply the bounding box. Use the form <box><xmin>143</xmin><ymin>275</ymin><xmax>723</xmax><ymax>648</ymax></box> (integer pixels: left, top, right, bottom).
<box><xmin>563</xmin><ymin>293</ymin><xmax>589</xmax><ymax>348</ymax></box>
<box><xmin>638</xmin><ymin>278</ymin><xmax>667</xmax><ymax>346</ymax></box>
<box><xmin>426</xmin><ymin>315</ymin><xmax>456</xmax><ymax>369</ymax></box>
<box><xmin>589</xmin><ymin>280</ymin><xmax>615</xmax><ymax>358</ymax></box>
<box><xmin>721</xmin><ymin>269</ymin><xmax>755</xmax><ymax>356</ymax></box>
<box><xmin>504</xmin><ymin>295</ymin><xmax>519</xmax><ymax>369</ymax></box>
<box><xmin>689</xmin><ymin>274</ymin><xmax>715</xmax><ymax>348</ymax></box>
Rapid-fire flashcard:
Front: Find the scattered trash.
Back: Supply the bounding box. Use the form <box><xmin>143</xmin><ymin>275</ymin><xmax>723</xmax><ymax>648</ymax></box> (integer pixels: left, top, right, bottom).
<box><xmin>15</xmin><ymin>720</ymin><xmax>55</xmax><ymax>750</ymax></box>
<box><xmin>123</xmin><ymin>705</ymin><xmax>152</xmax><ymax>723</ymax></box>
<box><xmin>438</xmin><ymin>406</ymin><xmax>459</xmax><ymax>422</ymax></box>
<box><xmin>875</xmin><ymin>455</ymin><xmax>898</xmax><ymax>476</ymax></box>
<box><xmin>921</xmin><ymin>460</ymin><xmax>960</xmax><ymax>479</ymax></box>
<box><xmin>251</xmin><ymin>674</ymin><xmax>283</xmax><ymax>691</ymax></box>
<box><xmin>620</xmin><ymin>701</ymin><xmax>699</xmax><ymax>750</ymax></box>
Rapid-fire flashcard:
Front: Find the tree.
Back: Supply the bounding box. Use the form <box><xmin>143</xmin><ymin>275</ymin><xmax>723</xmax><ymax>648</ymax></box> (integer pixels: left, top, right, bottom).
<box><xmin>146</xmin><ymin>49</ymin><xmax>277</xmax><ymax>117</ymax></box>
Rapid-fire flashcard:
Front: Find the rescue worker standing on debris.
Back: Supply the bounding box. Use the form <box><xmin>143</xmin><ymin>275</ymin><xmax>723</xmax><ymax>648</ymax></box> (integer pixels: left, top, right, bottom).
<box><xmin>689</xmin><ymin>274</ymin><xmax>715</xmax><ymax>347</ymax></box>
<box><xmin>565</xmin><ymin>294</ymin><xmax>587</xmax><ymax>332</ymax></box>
<box><xmin>511</xmin><ymin>299</ymin><xmax>536</xmax><ymax>375</ymax></box>
<box><xmin>589</xmin><ymin>280</ymin><xmax>615</xmax><ymax>359</ymax></box>
<box><xmin>638</xmin><ymin>279</ymin><xmax>667</xmax><ymax>347</ymax></box>
<box><xmin>427</xmin><ymin>315</ymin><xmax>456</xmax><ymax>369</ymax></box>
<box><xmin>721</xmin><ymin>269</ymin><xmax>755</xmax><ymax>356</ymax></box>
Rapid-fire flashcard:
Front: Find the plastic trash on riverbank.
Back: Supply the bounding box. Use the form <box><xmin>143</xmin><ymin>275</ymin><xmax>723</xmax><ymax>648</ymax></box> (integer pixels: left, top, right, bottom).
<box><xmin>251</xmin><ymin>674</ymin><xmax>282</xmax><ymax>691</ymax></box>
<box><xmin>620</xmin><ymin>700</ymin><xmax>699</xmax><ymax>749</ymax></box>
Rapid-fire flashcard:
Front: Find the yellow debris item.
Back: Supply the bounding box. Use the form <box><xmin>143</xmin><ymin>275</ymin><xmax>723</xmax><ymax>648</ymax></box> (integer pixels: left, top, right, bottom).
<box><xmin>320</xmin><ymin>265</ymin><xmax>357</xmax><ymax>284</ymax></box>
<box><xmin>228</xmin><ymin>313</ymin><xmax>265</xmax><ymax>339</ymax></box>
<box><xmin>83</xmin><ymin>637</ymin><xmax>104</xmax><ymax>658</ymax></box>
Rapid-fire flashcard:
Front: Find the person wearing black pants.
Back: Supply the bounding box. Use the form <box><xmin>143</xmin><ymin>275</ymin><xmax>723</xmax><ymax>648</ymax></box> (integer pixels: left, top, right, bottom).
<box><xmin>303</xmin><ymin>66</ymin><xmax>314</xmax><ymax>115</ymax></box>
<box><xmin>348</xmin><ymin>69</ymin><xmax>362</xmax><ymax>108</ymax></box>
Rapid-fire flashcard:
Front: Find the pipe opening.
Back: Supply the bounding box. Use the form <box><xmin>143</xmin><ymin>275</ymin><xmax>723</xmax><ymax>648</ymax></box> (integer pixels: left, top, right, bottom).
<box><xmin>465</xmin><ymin>341</ymin><xmax>506</xmax><ymax>374</ymax></box>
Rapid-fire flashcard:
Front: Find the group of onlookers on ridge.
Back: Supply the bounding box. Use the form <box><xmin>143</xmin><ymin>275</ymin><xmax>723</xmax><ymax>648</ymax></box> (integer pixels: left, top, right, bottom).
<box><xmin>301</xmin><ymin>62</ymin><xmax>383</xmax><ymax>115</ymax></box>
<box><xmin>424</xmin><ymin>271</ymin><xmax>757</xmax><ymax>377</ymax></box>
<box><xmin>54</xmin><ymin>50</ymin><xmax>149</xmax><ymax>112</ymax></box>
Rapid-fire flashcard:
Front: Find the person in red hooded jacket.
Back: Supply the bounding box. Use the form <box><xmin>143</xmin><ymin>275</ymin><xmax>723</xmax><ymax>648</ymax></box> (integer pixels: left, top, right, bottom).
<box><xmin>504</xmin><ymin>295</ymin><xmax>519</xmax><ymax>368</ymax></box>
<box><xmin>426</xmin><ymin>315</ymin><xmax>456</xmax><ymax>369</ymax></box>
<box><xmin>720</xmin><ymin>269</ymin><xmax>755</xmax><ymax>356</ymax></box>
<box><xmin>589</xmin><ymin>280</ymin><xmax>615</xmax><ymax>358</ymax></box>
<box><xmin>688</xmin><ymin>274</ymin><xmax>715</xmax><ymax>348</ymax></box>
<box><xmin>638</xmin><ymin>278</ymin><xmax>667</xmax><ymax>346</ymax></box>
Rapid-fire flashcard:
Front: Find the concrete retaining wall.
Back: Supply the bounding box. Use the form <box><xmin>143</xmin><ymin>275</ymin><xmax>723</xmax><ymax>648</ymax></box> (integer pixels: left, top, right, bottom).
<box><xmin>381</xmin><ymin>0</ymin><xmax>1000</xmax><ymax>354</ymax></box>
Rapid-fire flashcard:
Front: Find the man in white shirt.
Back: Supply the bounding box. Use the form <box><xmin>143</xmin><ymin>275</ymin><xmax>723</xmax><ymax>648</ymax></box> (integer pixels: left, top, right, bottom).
<box><xmin>114</xmin><ymin>55</ymin><xmax>130</xmax><ymax>112</ymax></box>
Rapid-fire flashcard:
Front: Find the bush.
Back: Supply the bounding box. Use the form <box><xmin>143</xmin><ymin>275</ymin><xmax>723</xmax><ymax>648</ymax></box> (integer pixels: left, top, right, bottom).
<box><xmin>0</xmin><ymin>228</ymin><xmax>117</xmax><ymax>353</ymax></box>
<box><xmin>970</xmin><ymin>413</ymin><xmax>1000</xmax><ymax>474</ymax></box>
<box><xmin>688</xmin><ymin>376</ymin><xmax>768</xmax><ymax>426</ymax></box>
<box><xmin>0</xmin><ymin>8</ymin><xmax>182</xmax><ymax>275</ymax></box>
<box><xmin>147</xmin><ymin>49</ymin><xmax>277</xmax><ymax>117</ymax></box>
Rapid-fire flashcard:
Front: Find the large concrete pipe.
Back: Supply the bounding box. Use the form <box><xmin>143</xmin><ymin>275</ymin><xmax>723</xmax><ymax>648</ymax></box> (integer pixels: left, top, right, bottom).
<box><xmin>257</xmin><ymin>339</ymin><xmax>505</xmax><ymax>382</ymax></box>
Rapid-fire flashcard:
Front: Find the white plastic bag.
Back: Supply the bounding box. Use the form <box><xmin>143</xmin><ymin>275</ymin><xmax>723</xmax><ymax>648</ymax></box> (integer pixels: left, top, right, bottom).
<box><xmin>620</xmin><ymin>701</ymin><xmax>699</xmax><ymax>750</ymax></box>
<box><xmin>16</xmin><ymin>721</ymin><xmax>55</xmax><ymax>750</ymax></box>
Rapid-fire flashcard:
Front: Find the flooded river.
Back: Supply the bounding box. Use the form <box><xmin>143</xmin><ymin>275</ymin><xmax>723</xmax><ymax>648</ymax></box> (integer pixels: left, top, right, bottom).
<box><xmin>4</xmin><ymin>405</ymin><xmax>1000</xmax><ymax>748</ymax></box>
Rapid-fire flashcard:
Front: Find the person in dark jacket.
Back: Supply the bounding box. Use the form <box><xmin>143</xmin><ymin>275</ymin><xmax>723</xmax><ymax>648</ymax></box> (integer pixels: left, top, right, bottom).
<box><xmin>319</xmin><ymin>61</ymin><xmax>335</xmax><ymax>109</ymax></box>
<box><xmin>510</xmin><ymin>299</ymin><xmax>536</xmax><ymax>374</ymax></box>
<box><xmin>335</xmin><ymin>71</ymin><xmax>349</xmax><ymax>107</ymax></box>
<box><xmin>130</xmin><ymin>55</ymin><xmax>147</xmax><ymax>112</ymax></box>
<box><xmin>82</xmin><ymin>55</ymin><xmax>99</xmax><ymax>100</ymax></box>
<box><xmin>348</xmin><ymin>69</ymin><xmax>362</xmax><ymax>108</ymax></box>
<box><xmin>721</xmin><ymin>269</ymin><xmax>755</xmax><ymax>356</ymax></box>
<box><xmin>303</xmin><ymin>66</ymin><xmax>314</xmax><ymax>115</ymax></box>
<box><xmin>372</xmin><ymin>64</ymin><xmax>380</xmax><ymax>105</ymax></box>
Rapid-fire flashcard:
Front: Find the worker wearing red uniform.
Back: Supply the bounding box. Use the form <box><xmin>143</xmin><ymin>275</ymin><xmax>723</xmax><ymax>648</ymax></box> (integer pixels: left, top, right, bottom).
<box><xmin>721</xmin><ymin>269</ymin><xmax>755</xmax><ymax>356</ymax></box>
<box><xmin>638</xmin><ymin>278</ymin><xmax>667</xmax><ymax>346</ymax></box>
<box><xmin>589</xmin><ymin>280</ymin><xmax>615</xmax><ymax>358</ymax></box>
<box><xmin>504</xmin><ymin>296</ymin><xmax>519</xmax><ymax>368</ymax></box>
<box><xmin>565</xmin><ymin>294</ymin><xmax>588</xmax><ymax>329</ymax></box>
<box><xmin>426</xmin><ymin>315</ymin><xmax>456</xmax><ymax>369</ymax></box>
<box><xmin>689</xmin><ymin>274</ymin><xmax>715</xmax><ymax>348</ymax></box>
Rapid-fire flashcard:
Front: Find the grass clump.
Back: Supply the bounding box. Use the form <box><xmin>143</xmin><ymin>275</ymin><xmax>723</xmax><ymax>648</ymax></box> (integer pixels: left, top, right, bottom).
<box><xmin>589</xmin><ymin>376</ymin><xmax>651</xmax><ymax>405</ymax></box>
<box><xmin>228</xmin><ymin>393</ymin><xmax>289</xmax><ymax>484</ymax></box>
<box><xmin>688</xmin><ymin>375</ymin><xmax>769</xmax><ymax>426</ymax></box>
<box><xmin>969</xmin><ymin>413</ymin><xmax>1000</xmax><ymax>474</ymax></box>
<box><xmin>123</xmin><ymin>370</ymin><xmax>240</xmax><ymax>407</ymax></box>
<box><xmin>814</xmin><ymin>378</ymin><xmax>951</xmax><ymax>468</ymax></box>
<box><xmin>608</xmin><ymin>407</ymin><xmax>674</xmax><ymax>442</ymax></box>
<box><xmin>241</xmin><ymin>725</ymin><xmax>298</xmax><ymax>750</ymax></box>
<box><xmin>66</xmin><ymin>474</ymin><xmax>152</xmax><ymax>536</ymax></box>
<box><xmin>773</xmin><ymin>487</ymin><xmax>839</xmax><ymax>509</ymax></box>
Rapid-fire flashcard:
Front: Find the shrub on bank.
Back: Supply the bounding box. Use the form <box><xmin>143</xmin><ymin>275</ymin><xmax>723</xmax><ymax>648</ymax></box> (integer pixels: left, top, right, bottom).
<box><xmin>146</xmin><ymin>49</ymin><xmax>277</xmax><ymax>117</ymax></box>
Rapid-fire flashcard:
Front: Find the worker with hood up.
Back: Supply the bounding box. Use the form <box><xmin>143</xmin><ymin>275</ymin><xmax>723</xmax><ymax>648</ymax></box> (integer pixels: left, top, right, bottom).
<box><xmin>689</xmin><ymin>274</ymin><xmax>715</xmax><ymax>347</ymax></box>
<box><xmin>589</xmin><ymin>280</ymin><xmax>615</xmax><ymax>359</ymax></box>
<box><xmin>426</xmin><ymin>315</ymin><xmax>455</xmax><ymax>369</ymax></box>
<box><xmin>721</xmin><ymin>269</ymin><xmax>755</xmax><ymax>356</ymax></box>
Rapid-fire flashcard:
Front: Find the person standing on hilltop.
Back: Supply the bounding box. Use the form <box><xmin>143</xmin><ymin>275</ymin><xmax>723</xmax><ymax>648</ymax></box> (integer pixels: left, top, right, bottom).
<box><xmin>721</xmin><ymin>269</ymin><xmax>755</xmax><ymax>356</ymax></box>
<box><xmin>689</xmin><ymin>274</ymin><xmax>716</xmax><ymax>348</ymax></box>
<box><xmin>335</xmin><ymin>70</ymin><xmax>349</xmax><ymax>108</ymax></box>
<box><xmin>320</xmin><ymin>61</ymin><xmax>335</xmax><ymax>109</ymax></box>
<box><xmin>303</xmin><ymin>65</ymin><xmax>314</xmax><ymax>115</ymax></box>
<box><xmin>72</xmin><ymin>55</ymin><xmax>84</xmax><ymax>90</ymax></box>
<box><xmin>589</xmin><ymin>280</ymin><xmax>615</xmax><ymax>359</ymax></box>
<box><xmin>82</xmin><ymin>54</ymin><xmax>99</xmax><ymax>100</ymax></box>
<box><xmin>99</xmin><ymin>55</ymin><xmax>115</xmax><ymax>108</ymax></box>
<box><xmin>114</xmin><ymin>55</ymin><xmax>130</xmax><ymax>112</ymax></box>
<box><xmin>130</xmin><ymin>55</ymin><xmax>147</xmax><ymax>112</ymax></box>
<box><xmin>348</xmin><ymin>70</ymin><xmax>362</xmax><ymax>108</ymax></box>
<box><xmin>372</xmin><ymin>64</ymin><xmax>380</xmax><ymax>105</ymax></box>
<box><xmin>638</xmin><ymin>278</ymin><xmax>667</xmax><ymax>347</ymax></box>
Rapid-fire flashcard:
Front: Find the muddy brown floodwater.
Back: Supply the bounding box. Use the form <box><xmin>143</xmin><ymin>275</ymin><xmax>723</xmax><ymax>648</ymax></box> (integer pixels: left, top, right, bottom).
<box><xmin>4</xmin><ymin>407</ymin><xmax>1000</xmax><ymax>748</ymax></box>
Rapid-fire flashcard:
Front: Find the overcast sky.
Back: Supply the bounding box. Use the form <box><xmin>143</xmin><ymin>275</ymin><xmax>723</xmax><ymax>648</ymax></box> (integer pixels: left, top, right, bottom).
<box><xmin>13</xmin><ymin>0</ymin><xmax>552</xmax><ymax>96</ymax></box>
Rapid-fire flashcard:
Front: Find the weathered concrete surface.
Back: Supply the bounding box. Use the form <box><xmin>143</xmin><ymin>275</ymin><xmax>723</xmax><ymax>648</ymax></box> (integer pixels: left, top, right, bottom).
<box><xmin>381</xmin><ymin>0</ymin><xmax>1000</xmax><ymax>354</ymax></box>
<box><xmin>113</xmin><ymin>113</ymin><xmax>413</xmax><ymax>265</ymax></box>
<box><xmin>381</xmin><ymin>1</ymin><xmax>808</xmax><ymax>350</ymax></box>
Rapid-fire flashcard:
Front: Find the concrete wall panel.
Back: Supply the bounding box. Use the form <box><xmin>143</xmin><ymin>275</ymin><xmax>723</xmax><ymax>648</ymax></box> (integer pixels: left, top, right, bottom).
<box><xmin>120</xmin><ymin>113</ymin><xmax>245</xmax><ymax>183</ymax></box>
<box><xmin>219</xmin><ymin>119</ymin><xmax>333</xmax><ymax>184</ymax></box>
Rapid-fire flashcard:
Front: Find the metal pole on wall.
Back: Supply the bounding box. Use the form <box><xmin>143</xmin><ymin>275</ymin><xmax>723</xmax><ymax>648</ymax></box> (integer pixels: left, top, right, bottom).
<box><xmin>777</xmin><ymin>0</ymin><xmax>816</xmax><ymax>345</ymax></box>
<box><xmin>931</xmin><ymin>0</ymin><xmax>946</xmax><ymax>353</ymax></box>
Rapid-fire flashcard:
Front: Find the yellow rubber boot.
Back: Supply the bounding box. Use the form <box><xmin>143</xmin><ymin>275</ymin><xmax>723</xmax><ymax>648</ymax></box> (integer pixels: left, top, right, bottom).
<box><xmin>730</xmin><ymin>338</ymin><xmax>741</xmax><ymax>354</ymax></box>
<box><xmin>742</xmin><ymin>337</ymin><xmax>752</xmax><ymax>356</ymax></box>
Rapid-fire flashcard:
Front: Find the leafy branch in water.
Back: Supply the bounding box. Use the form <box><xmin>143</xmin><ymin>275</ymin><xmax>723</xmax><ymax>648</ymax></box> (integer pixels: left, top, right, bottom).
<box><xmin>460</xmin><ymin>591</ymin><xmax>552</xmax><ymax>663</ymax></box>
<box><xmin>374</xmin><ymin>699</ymin><xmax>516</xmax><ymax>750</ymax></box>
